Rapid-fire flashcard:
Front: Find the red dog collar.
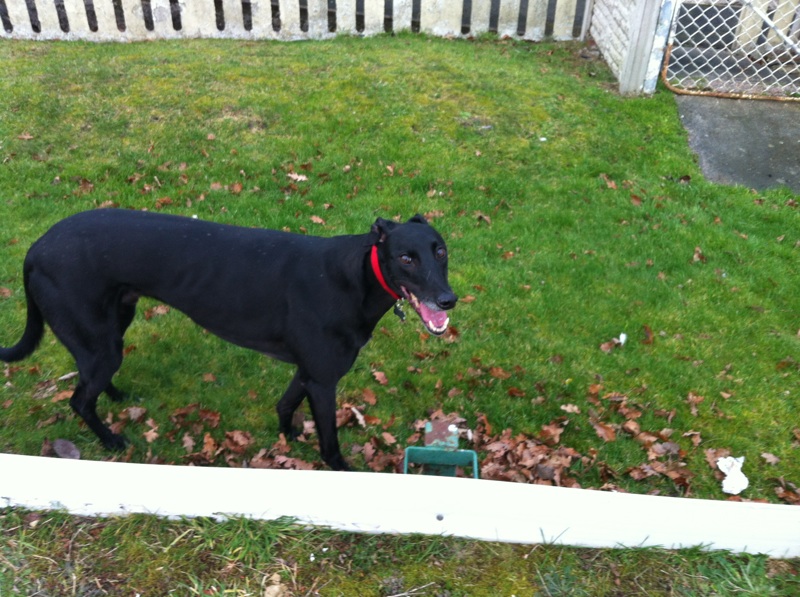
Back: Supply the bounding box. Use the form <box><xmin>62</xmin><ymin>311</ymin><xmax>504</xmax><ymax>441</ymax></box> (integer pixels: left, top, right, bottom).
<box><xmin>371</xmin><ymin>245</ymin><xmax>400</xmax><ymax>300</ymax></box>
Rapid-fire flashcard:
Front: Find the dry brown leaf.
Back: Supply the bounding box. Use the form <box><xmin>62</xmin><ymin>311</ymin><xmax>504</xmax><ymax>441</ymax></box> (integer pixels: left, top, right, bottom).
<box><xmin>592</xmin><ymin>421</ymin><xmax>617</xmax><ymax>442</ymax></box>
<box><xmin>686</xmin><ymin>392</ymin><xmax>704</xmax><ymax>416</ymax></box>
<box><xmin>761</xmin><ymin>452</ymin><xmax>780</xmax><ymax>465</ymax></box>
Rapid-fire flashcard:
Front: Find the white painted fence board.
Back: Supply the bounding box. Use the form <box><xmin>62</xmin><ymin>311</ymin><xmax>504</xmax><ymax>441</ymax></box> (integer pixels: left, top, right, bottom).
<box><xmin>525</xmin><ymin>0</ymin><xmax>548</xmax><ymax>40</ymax></box>
<box><xmin>363</xmin><ymin>0</ymin><xmax>384</xmax><ymax>34</ymax></box>
<box><xmin>249</xmin><ymin>0</ymin><xmax>278</xmax><ymax>38</ymax></box>
<box><xmin>92</xmin><ymin>0</ymin><xmax>121</xmax><ymax>36</ymax></box>
<box><xmin>496</xmin><ymin>0</ymin><xmax>520</xmax><ymax>38</ymax></box>
<box><xmin>393</xmin><ymin>0</ymin><xmax>413</xmax><ymax>32</ymax></box>
<box><xmin>1</xmin><ymin>454</ymin><xmax>798</xmax><ymax>557</ymax></box>
<box><xmin>222</xmin><ymin>0</ymin><xmax>247</xmax><ymax>35</ymax></box>
<box><xmin>118</xmin><ymin>0</ymin><xmax>154</xmax><ymax>38</ymax></box>
<box><xmin>277</xmin><ymin>0</ymin><xmax>302</xmax><ymax>38</ymax></box>
<box><xmin>36</xmin><ymin>0</ymin><xmax>67</xmax><ymax>39</ymax></box>
<box><xmin>334</xmin><ymin>0</ymin><xmax>357</xmax><ymax>34</ymax></box>
<box><xmin>2</xmin><ymin>0</ymin><xmax>590</xmax><ymax>41</ymax></box>
<box><xmin>419</xmin><ymin>0</ymin><xmax>463</xmax><ymax>37</ymax></box>
<box><xmin>551</xmin><ymin>0</ymin><xmax>576</xmax><ymax>39</ymax></box>
<box><xmin>4</xmin><ymin>0</ymin><xmax>36</xmax><ymax>36</ymax></box>
<box><xmin>470</xmin><ymin>0</ymin><xmax>492</xmax><ymax>34</ymax></box>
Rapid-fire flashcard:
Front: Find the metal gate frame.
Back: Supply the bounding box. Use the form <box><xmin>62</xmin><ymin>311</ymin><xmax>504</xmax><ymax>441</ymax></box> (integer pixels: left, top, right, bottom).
<box><xmin>661</xmin><ymin>0</ymin><xmax>800</xmax><ymax>100</ymax></box>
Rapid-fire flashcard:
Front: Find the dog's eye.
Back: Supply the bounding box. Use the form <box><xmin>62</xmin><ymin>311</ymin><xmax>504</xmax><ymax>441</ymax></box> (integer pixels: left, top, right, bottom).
<box><xmin>436</xmin><ymin>247</ymin><xmax>447</xmax><ymax>260</ymax></box>
<box><xmin>400</xmin><ymin>254</ymin><xmax>413</xmax><ymax>266</ymax></box>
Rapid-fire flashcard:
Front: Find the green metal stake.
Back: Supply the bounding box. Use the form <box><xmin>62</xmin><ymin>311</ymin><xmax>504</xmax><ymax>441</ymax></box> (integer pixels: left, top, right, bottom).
<box><xmin>403</xmin><ymin>420</ymin><xmax>479</xmax><ymax>478</ymax></box>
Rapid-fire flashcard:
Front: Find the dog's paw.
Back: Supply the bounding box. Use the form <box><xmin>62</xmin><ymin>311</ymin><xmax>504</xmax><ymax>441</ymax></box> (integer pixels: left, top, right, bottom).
<box><xmin>326</xmin><ymin>454</ymin><xmax>350</xmax><ymax>471</ymax></box>
<box><xmin>280</xmin><ymin>426</ymin><xmax>303</xmax><ymax>441</ymax></box>
<box><xmin>105</xmin><ymin>385</ymin><xmax>128</xmax><ymax>402</ymax></box>
<box><xmin>102</xmin><ymin>433</ymin><xmax>129</xmax><ymax>451</ymax></box>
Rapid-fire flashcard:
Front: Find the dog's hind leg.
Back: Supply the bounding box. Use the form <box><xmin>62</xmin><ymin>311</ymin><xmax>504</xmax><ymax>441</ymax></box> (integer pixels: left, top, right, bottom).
<box><xmin>61</xmin><ymin>332</ymin><xmax>127</xmax><ymax>449</ymax></box>
<box><xmin>47</xmin><ymin>310</ymin><xmax>128</xmax><ymax>449</ymax></box>
<box><xmin>70</xmin><ymin>373</ymin><xmax>127</xmax><ymax>450</ymax></box>
<box><xmin>104</xmin><ymin>299</ymin><xmax>137</xmax><ymax>402</ymax></box>
<box><xmin>276</xmin><ymin>371</ymin><xmax>308</xmax><ymax>440</ymax></box>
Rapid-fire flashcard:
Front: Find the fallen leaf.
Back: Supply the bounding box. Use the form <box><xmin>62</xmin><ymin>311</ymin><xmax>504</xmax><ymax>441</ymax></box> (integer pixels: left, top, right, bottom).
<box><xmin>489</xmin><ymin>366</ymin><xmax>511</xmax><ymax>380</ymax></box>
<box><xmin>538</xmin><ymin>422</ymin><xmax>565</xmax><ymax>446</ymax></box>
<box><xmin>144</xmin><ymin>304</ymin><xmax>170</xmax><ymax>320</ymax></box>
<box><xmin>0</xmin><ymin>287</ymin><xmax>11</xmax><ymax>299</ymax></box>
<box><xmin>686</xmin><ymin>392</ymin><xmax>704</xmax><ymax>416</ymax></box>
<box><xmin>683</xmin><ymin>430</ymin><xmax>702</xmax><ymax>447</ymax></box>
<box><xmin>372</xmin><ymin>371</ymin><xmax>388</xmax><ymax>386</ymax></box>
<box><xmin>310</xmin><ymin>215</ymin><xmax>326</xmax><ymax>226</ymax></box>
<box><xmin>621</xmin><ymin>420</ymin><xmax>640</xmax><ymax>436</ymax></box>
<box><xmin>704</xmin><ymin>447</ymin><xmax>731</xmax><ymax>470</ymax></box>
<box><xmin>202</xmin><ymin>372</ymin><xmax>217</xmax><ymax>383</ymax></box>
<box><xmin>600</xmin><ymin>173</ymin><xmax>617</xmax><ymax>189</ymax></box>
<box><xmin>201</xmin><ymin>432</ymin><xmax>219</xmax><ymax>459</ymax></box>
<box><xmin>441</xmin><ymin>326</ymin><xmax>460</xmax><ymax>343</ymax></box>
<box><xmin>199</xmin><ymin>408</ymin><xmax>221</xmax><ymax>428</ymax></box>
<box><xmin>182</xmin><ymin>432</ymin><xmax>196</xmax><ymax>453</ymax></box>
<box><xmin>692</xmin><ymin>246</ymin><xmax>707</xmax><ymax>263</ymax></box>
<box><xmin>475</xmin><ymin>212</ymin><xmax>492</xmax><ymax>226</ymax></box>
<box><xmin>18</xmin><ymin>132</ymin><xmax>35</xmax><ymax>140</ymax></box>
<box><xmin>51</xmin><ymin>390</ymin><xmax>73</xmax><ymax>403</ymax></box>
<box><xmin>592</xmin><ymin>421</ymin><xmax>617</xmax><ymax>442</ymax></box>
<box><xmin>336</xmin><ymin>406</ymin><xmax>354</xmax><ymax>428</ymax></box>
<box><xmin>599</xmin><ymin>336</ymin><xmax>625</xmax><ymax>353</ymax></box>
<box><xmin>761</xmin><ymin>452</ymin><xmax>780</xmax><ymax>465</ymax></box>
<box><xmin>223</xmin><ymin>430</ymin><xmax>253</xmax><ymax>454</ymax></box>
<box><xmin>361</xmin><ymin>387</ymin><xmax>377</xmax><ymax>405</ymax></box>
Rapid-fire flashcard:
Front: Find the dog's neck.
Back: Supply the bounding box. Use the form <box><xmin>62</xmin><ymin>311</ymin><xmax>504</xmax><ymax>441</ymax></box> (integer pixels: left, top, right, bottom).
<box><xmin>370</xmin><ymin>245</ymin><xmax>400</xmax><ymax>300</ymax></box>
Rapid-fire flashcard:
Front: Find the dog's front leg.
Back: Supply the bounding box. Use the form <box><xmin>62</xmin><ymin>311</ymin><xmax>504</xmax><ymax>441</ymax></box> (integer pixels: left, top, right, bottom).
<box><xmin>305</xmin><ymin>379</ymin><xmax>349</xmax><ymax>471</ymax></box>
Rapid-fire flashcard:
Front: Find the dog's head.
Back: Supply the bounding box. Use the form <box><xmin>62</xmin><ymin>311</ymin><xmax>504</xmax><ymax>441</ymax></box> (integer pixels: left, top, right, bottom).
<box><xmin>372</xmin><ymin>215</ymin><xmax>457</xmax><ymax>335</ymax></box>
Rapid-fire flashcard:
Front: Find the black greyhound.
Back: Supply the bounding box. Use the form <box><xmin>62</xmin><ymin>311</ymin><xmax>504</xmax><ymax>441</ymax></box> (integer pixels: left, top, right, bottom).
<box><xmin>0</xmin><ymin>209</ymin><xmax>457</xmax><ymax>470</ymax></box>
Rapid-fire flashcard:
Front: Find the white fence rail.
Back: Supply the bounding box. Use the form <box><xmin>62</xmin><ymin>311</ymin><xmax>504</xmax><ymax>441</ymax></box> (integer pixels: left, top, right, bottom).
<box><xmin>0</xmin><ymin>0</ymin><xmax>589</xmax><ymax>41</ymax></box>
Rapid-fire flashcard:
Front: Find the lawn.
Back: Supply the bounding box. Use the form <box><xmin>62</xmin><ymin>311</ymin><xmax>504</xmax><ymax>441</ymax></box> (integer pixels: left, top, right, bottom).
<box><xmin>0</xmin><ymin>34</ymin><xmax>798</xmax><ymax>594</ymax></box>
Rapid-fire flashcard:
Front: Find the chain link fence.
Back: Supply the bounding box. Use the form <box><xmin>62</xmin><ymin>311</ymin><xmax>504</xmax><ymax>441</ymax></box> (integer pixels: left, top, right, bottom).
<box><xmin>662</xmin><ymin>0</ymin><xmax>800</xmax><ymax>100</ymax></box>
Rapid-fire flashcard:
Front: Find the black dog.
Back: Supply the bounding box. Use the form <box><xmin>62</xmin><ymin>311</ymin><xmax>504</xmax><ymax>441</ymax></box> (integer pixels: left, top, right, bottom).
<box><xmin>0</xmin><ymin>209</ymin><xmax>456</xmax><ymax>470</ymax></box>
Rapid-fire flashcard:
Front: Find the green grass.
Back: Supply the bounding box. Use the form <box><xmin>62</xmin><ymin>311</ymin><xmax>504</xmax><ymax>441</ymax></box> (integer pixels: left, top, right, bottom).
<box><xmin>0</xmin><ymin>34</ymin><xmax>798</xmax><ymax>593</ymax></box>
<box><xmin>2</xmin><ymin>508</ymin><xmax>798</xmax><ymax>595</ymax></box>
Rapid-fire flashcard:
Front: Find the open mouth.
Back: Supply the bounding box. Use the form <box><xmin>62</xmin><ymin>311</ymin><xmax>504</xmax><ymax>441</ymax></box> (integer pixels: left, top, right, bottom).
<box><xmin>401</xmin><ymin>287</ymin><xmax>450</xmax><ymax>335</ymax></box>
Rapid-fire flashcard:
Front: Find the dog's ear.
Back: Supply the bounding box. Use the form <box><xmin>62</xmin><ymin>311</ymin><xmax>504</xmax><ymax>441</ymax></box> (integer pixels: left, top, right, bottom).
<box><xmin>408</xmin><ymin>214</ymin><xmax>429</xmax><ymax>225</ymax></box>
<box><xmin>371</xmin><ymin>218</ymin><xmax>396</xmax><ymax>243</ymax></box>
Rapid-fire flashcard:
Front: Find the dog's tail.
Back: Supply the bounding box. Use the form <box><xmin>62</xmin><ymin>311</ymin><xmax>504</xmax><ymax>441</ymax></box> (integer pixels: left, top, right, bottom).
<box><xmin>0</xmin><ymin>270</ymin><xmax>45</xmax><ymax>363</ymax></box>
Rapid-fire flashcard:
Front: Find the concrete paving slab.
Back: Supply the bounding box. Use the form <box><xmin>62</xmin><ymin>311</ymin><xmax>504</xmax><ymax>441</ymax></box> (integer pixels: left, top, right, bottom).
<box><xmin>675</xmin><ymin>95</ymin><xmax>800</xmax><ymax>194</ymax></box>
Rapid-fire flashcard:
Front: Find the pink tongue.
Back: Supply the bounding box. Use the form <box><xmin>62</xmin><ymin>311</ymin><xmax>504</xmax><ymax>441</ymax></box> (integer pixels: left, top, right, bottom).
<box><xmin>419</xmin><ymin>302</ymin><xmax>449</xmax><ymax>329</ymax></box>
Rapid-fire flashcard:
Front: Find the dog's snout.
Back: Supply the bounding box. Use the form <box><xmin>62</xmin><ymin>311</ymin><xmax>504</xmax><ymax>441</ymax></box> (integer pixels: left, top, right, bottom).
<box><xmin>437</xmin><ymin>291</ymin><xmax>458</xmax><ymax>311</ymax></box>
